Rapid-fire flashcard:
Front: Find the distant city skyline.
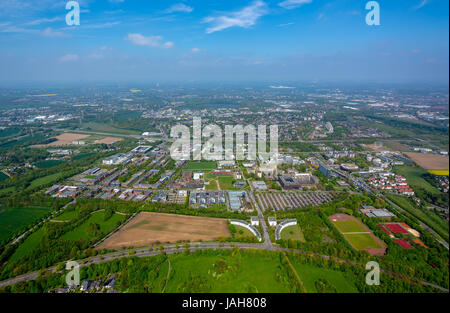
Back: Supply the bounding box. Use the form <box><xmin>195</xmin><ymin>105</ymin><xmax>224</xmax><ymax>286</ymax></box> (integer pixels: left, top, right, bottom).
<box><xmin>0</xmin><ymin>0</ymin><xmax>448</xmax><ymax>84</ymax></box>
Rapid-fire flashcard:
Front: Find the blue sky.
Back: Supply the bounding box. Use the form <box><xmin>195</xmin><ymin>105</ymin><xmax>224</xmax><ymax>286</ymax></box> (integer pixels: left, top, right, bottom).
<box><xmin>0</xmin><ymin>0</ymin><xmax>448</xmax><ymax>84</ymax></box>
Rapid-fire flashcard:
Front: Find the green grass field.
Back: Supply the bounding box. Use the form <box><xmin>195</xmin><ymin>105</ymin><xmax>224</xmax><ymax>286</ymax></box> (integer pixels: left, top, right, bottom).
<box><xmin>61</xmin><ymin>211</ymin><xmax>127</xmax><ymax>241</ymax></box>
<box><xmin>333</xmin><ymin>220</ymin><xmax>366</xmax><ymax>233</ymax></box>
<box><xmin>53</xmin><ymin>210</ymin><xmax>79</xmax><ymax>222</ymax></box>
<box><xmin>281</xmin><ymin>225</ymin><xmax>306</xmax><ymax>242</ymax></box>
<box><xmin>163</xmin><ymin>252</ymin><xmax>292</xmax><ymax>293</ymax></box>
<box><xmin>0</xmin><ymin>172</ymin><xmax>9</xmax><ymax>182</ymax></box>
<box><xmin>205</xmin><ymin>179</ymin><xmax>218</xmax><ymax>190</ymax></box>
<box><xmin>0</xmin><ymin>207</ymin><xmax>51</xmax><ymax>242</ymax></box>
<box><xmin>184</xmin><ymin>161</ymin><xmax>217</xmax><ymax>171</ymax></box>
<box><xmin>80</xmin><ymin>122</ymin><xmax>140</xmax><ymax>135</ymax></box>
<box><xmin>35</xmin><ymin>160</ymin><xmax>64</xmax><ymax>169</ymax></box>
<box><xmin>218</xmin><ymin>176</ymin><xmax>235</xmax><ymax>190</ymax></box>
<box><xmin>290</xmin><ymin>262</ymin><xmax>358</xmax><ymax>293</ymax></box>
<box><xmin>344</xmin><ymin>233</ymin><xmax>382</xmax><ymax>250</ymax></box>
<box><xmin>393</xmin><ymin>165</ymin><xmax>441</xmax><ymax>195</ymax></box>
<box><xmin>233</xmin><ymin>225</ymin><xmax>258</xmax><ymax>240</ymax></box>
<box><xmin>8</xmin><ymin>227</ymin><xmax>46</xmax><ymax>264</ymax></box>
<box><xmin>27</xmin><ymin>172</ymin><xmax>66</xmax><ymax>189</ymax></box>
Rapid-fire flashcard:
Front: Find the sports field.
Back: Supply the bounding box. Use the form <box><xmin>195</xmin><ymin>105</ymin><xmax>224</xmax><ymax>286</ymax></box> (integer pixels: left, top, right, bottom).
<box><xmin>329</xmin><ymin>214</ymin><xmax>386</xmax><ymax>256</ymax></box>
<box><xmin>184</xmin><ymin>161</ymin><xmax>217</xmax><ymax>171</ymax></box>
<box><xmin>96</xmin><ymin>212</ymin><xmax>230</xmax><ymax>250</ymax></box>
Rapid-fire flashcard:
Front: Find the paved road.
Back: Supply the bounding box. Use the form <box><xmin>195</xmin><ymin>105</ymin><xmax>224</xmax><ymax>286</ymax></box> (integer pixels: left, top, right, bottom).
<box><xmin>1</xmin><ymin>241</ymin><xmax>448</xmax><ymax>292</ymax></box>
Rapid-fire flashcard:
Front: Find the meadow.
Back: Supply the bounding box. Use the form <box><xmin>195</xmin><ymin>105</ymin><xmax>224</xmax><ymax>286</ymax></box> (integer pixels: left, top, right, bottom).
<box><xmin>35</xmin><ymin>160</ymin><xmax>64</xmax><ymax>169</ymax></box>
<box><xmin>61</xmin><ymin>211</ymin><xmax>127</xmax><ymax>241</ymax></box>
<box><xmin>393</xmin><ymin>165</ymin><xmax>440</xmax><ymax>195</ymax></box>
<box><xmin>163</xmin><ymin>251</ymin><xmax>292</xmax><ymax>293</ymax></box>
<box><xmin>280</xmin><ymin>225</ymin><xmax>306</xmax><ymax>242</ymax></box>
<box><xmin>8</xmin><ymin>227</ymin><xmax>46</xmax><ymax>264</ymax></box>
<box><xmin>0</xmin><ymin>206</ymin><xmax>51</xmax><ymax>242</ymax></box>
<box><xmin>290</xmin><ymin>262</ymin><xmax>358</xmax><ymax>293</ymax></box>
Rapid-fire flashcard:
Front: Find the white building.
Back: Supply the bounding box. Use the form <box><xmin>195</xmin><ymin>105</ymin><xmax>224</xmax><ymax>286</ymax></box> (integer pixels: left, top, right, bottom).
<box><xmin>268</xmin><ymin>217</ymin><xmax>277</xmax><ymax>227</ymax></box>
<box><xmin>251</xmin><ymin>217</ymin><xmax>259</xmax><ymax>226</ymax></box>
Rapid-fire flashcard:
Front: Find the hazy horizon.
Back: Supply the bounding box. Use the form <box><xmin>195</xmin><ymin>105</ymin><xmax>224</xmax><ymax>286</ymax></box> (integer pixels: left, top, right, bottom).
<box><xmin>0</xmin><ymin>0</ymin><xmax>449</xmax><ymax>84</ymax></box>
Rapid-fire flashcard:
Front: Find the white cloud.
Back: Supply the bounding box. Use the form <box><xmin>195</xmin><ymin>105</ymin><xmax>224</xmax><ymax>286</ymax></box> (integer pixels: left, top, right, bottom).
<box><xmin>25</xmin><ymin>16</ymin><xmax>62</xmax><ymax>26</ymax></box>
<box><xmin>203</xmin><ymin>0</ymin><xmax>268</xmax><ymax>34</ymax></box>
<box><xmin>278</xmin><ymin>0</ymin><xmax>312</xmax><ymax>10</ymax></box>
<box><xmin>126</xmin><ymin>33</ymin><xmax>174</xmax><ymax>48</ymax></box>
<box><xmin>59</xmin><ymin>54</ymin><xmax>79</xmax><ymax>62</ymax></box>
<box><xmin>166</xmin><ymin>3</ymin><xmax>194</xmax><ymax>13</ymax></box>
<box><xmin>414</xmin><ymin>0</ymin><xmax>430</xmax><ymax>10</ymax></box>
<box><xmin>191</xmin><ymin>48</ymin><xmax>201</xmax><ymax>53</ymax></box>
<box><xmin>41</xmin><ymin>27</ymin><xmax>67</xmax><ymax>37</ymax></box>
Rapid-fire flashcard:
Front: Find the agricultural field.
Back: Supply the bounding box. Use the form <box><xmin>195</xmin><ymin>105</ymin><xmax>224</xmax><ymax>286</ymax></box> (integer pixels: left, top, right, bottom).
<box><xmin>32</xmin><ymin>133</ymin><xmax>90</xmax><ymax>148</ymax></box>
<box><xmin>61</xmin><ymin>210</ymin><xmax>127</xmax><ymax>241</ymax></box>
<box><xmin>329</xmin><ymin>214</ymin><xmax>386</xmax><ymax>256</ymax></box>
<box><xmin>0</xmin><ymin>206</ymin><xmax>51</xmax><ymax>242</ymax></box>
<box><xmin>405</xmin><ymin>153</ymin><xmax>449</xmax><ymax>171</ymax></box>
<box><xmin>96</xmin><ymin>212</ymin><xmax>230</xmax><ymax>250</ymax></box>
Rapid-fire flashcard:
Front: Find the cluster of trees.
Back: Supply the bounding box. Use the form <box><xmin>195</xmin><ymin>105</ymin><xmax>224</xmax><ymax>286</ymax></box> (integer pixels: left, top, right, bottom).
<box><xmin>274</xmin><ymin>192</ymin><xmax>449</xmax><ymax>289</ymax></box>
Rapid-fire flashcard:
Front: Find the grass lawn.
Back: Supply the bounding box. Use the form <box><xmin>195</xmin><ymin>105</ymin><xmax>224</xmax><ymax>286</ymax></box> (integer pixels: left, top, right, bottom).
<box><xmin>218</xmin><ymin>176</ymin><xmax>235</xmax><ymax>190</ymax></box>
<box><xmin>205</xmin><ymin>179</ymin><xmax>218</xmax><ymax>190</ymax></box>
<box><xmin>72</xmin><ymin>153</ymin><xmax>95</xmax><ymax>160</ymax></box>
<box><xmin>234</xmin><ymin>225</ymin><xmax>258</xmax><ymax>240</ymax></box>
<box><xmin>27</xmin><ymin>172</ymin><xmax>66</xmax><ymax>189</ymax></box>
<box><xmin>344</xmin><ymin>233</ymin><xmax>382</xmax><ymax>250</ymax></box>
<box><xmin>0</xmin><ymin>172</ymin><xmax>9</xmax><ymax>182</ymax></box>
<box><xmin>164</xmin><ymin>252</ymin><xmax>292</xmax><ymax>293</ymax></box>
<box><xmin>0</xmin><ymin>207</ymin><xmax>51</xmax><ymax>242</ymax></box>
<box><xmin>290</xmin><ymin>262</ymin><xmax>358</xmax><ymax>293</ymax></box>
<box><xmin>184</xmin><ymin>161</ymin><xmax>217</xmax><ymax>171</ymax></box>
<box><xmin>280</xmin><ymin>225</ymin><xmax>306</xmax><ymax>242</ymax></box>
<box><xmin>8</xmin><ymin>227</ymin><xmax>46</xmax><ymax>264</ymax></box>
<box><xmin>393</xmin><ymin>165</ymin><xmax>441</xmax><ymax>195</ymax></box>
<box><xmin>333</xmin><ymin>220</ymin><xmax>366</xmax><ymax>233</ymax></box>
<box><xmin>61</xmin><ymin>211</ymin><xmax>127</xmax><ymax>241</ymax></box>
<box><xmin>35</xmin><ymin>160</ymin><xmax>64</xmax><ymax>169</ymax></box>
<box><xmin>0</xmin><ymin>186</ymin><xmax>15</xmax><ymax>195</ymax></box>
<box><xmin>53</xmin><ymin>210</ymin><xmax>79</xmax><ymax>221</ymax></box>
